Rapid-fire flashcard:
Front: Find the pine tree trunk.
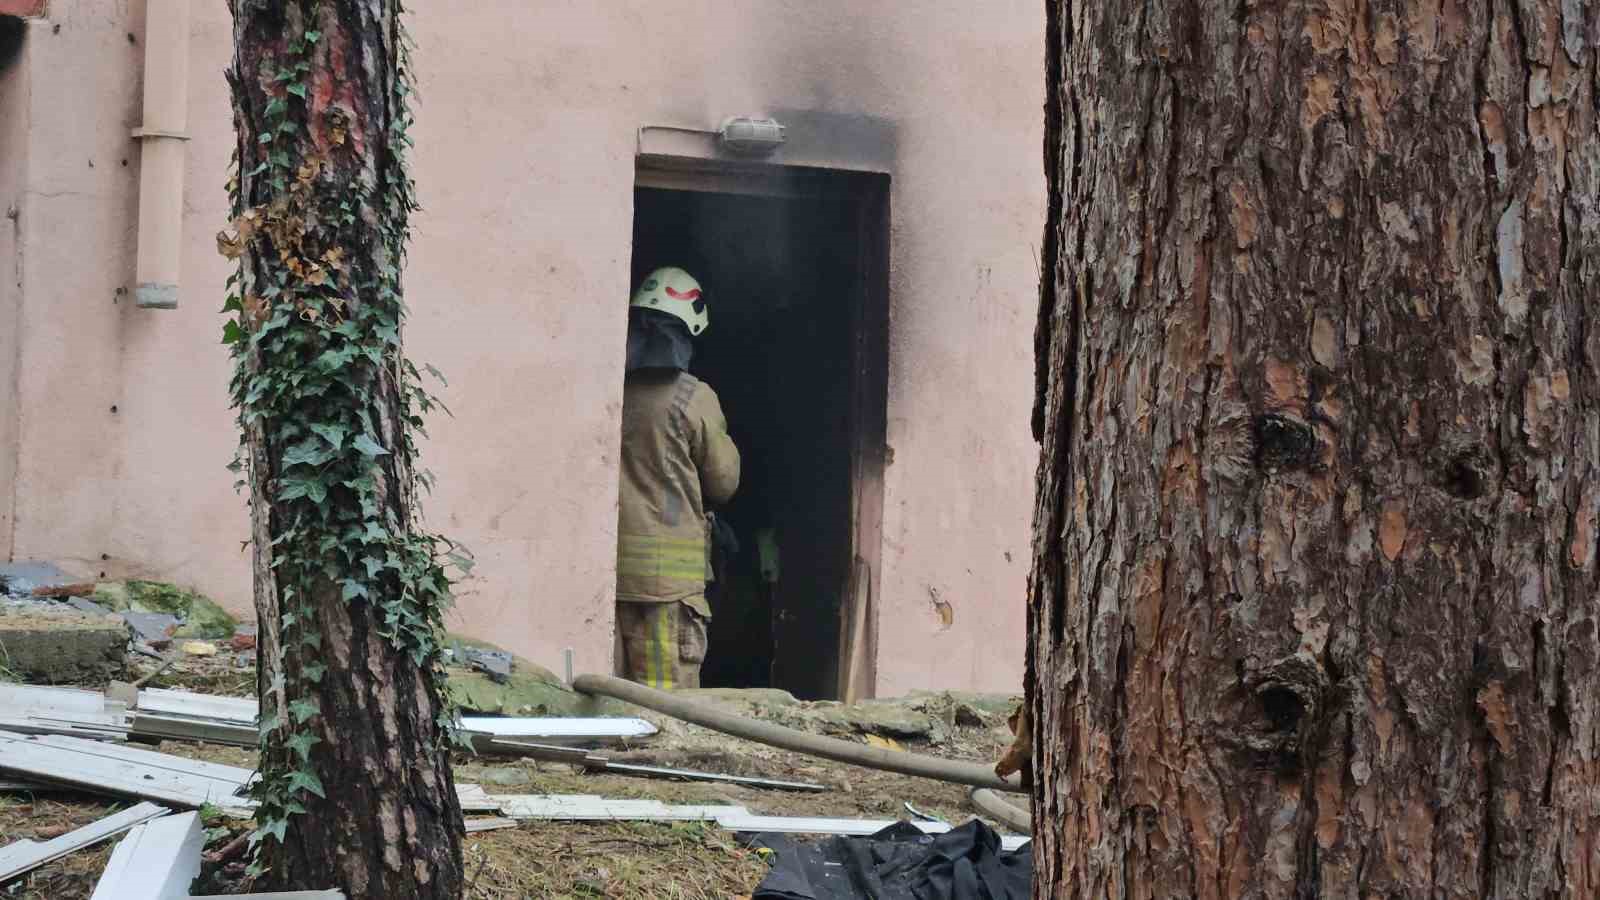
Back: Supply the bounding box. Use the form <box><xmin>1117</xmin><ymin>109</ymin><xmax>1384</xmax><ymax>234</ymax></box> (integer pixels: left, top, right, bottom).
<box><xmin>225</xmin><ymin>2</ymin><xmax>464</xmax><ymax>897</ymax></box>
<box><xmin>1028</xmin><ymin>1</ymin><xmax>1599</xmax><ymax>896</ymax></box>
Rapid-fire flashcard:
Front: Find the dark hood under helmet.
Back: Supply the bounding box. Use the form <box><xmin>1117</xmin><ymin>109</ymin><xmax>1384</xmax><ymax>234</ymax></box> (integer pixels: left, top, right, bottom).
<box><xmin>625</xmin><ymin>307</ymin><xmax>695</xmax><ymax>373</ymax></box>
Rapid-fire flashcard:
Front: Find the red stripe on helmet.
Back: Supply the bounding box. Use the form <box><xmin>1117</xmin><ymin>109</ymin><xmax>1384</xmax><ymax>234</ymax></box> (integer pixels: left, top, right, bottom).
<box><xmin>665</xmin><ymin>286</ymin><xmax>702</xmax><ymax>300</ymax></box>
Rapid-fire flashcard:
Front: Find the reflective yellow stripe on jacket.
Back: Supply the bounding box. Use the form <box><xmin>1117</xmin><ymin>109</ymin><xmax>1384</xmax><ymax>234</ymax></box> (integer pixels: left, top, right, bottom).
<box><xmin>617</xmin><ymin>534</ymin><xmax>707</xmax><ymax>580</ymax></box>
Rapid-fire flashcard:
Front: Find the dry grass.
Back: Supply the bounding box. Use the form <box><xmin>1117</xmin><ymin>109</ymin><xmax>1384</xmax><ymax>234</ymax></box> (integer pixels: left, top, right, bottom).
<box><xmin>463</xmin><ymin>820</ymin><xmax>768</xmax><ymax>900</ymax></box>
<box><xmin>0</xmin><ymin>790</ymin><xmax>126</xmax><ymax>899</ymax></box>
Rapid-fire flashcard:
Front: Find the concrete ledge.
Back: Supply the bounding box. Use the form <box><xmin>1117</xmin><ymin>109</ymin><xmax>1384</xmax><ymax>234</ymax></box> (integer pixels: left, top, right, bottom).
<box><xmin>0</xmin><ymin>1</ymin><xmax>46</xmax><ymax>18</ymax></box>
<box><xmin>0</xmin><ymin>611</ymin><xmax>128</xmax><ymax>683</ymax></box>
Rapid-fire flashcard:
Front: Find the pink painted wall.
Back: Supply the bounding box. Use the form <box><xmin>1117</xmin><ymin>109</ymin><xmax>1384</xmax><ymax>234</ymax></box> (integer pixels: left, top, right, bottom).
<box><xmin>0</xmin><ymin>1</ymin><xmax>1042</xmax><ymax>695</ymax></box>
<box><xmin>0</xmin><ymin>1</ymin><xmax>46</xmax><ymax>19</ymax></box>
<box><xmin>0</xmin><ymin>17</ymin><xmax>28</xmax><ymax>559</ymax></box>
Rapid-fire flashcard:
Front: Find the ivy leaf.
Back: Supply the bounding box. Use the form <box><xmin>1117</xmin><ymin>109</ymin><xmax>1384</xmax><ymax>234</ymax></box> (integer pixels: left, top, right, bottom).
<box><xmin>221</xmin><ymin>295</ymin><xmax>242</xmax><ymax>314</ymax></box>
<box><xmin>309</xmin><ymin>423</ymin><xmax>348</xmax><ymax>450</ymax></box>
<box><xmin>286</xmin><ymin>731</ymin><xmax>321</xmax><ymax>761</ymax></box>
<box><xmin>302</xmin><ymin>661</ymin><xmax>327</xmax><ymax>683</ymax></box>
<box><xmin>277</xmin><ymin>478</ymin><xmax>325</xmax><ymax>504</ymax></box>
<box><xmin>363</xmin><ymin>555</ymin><xmax>386</xmax><ymax>578</ymax></box>
<box><xmin>304</xmin><ymin>29</ymin><xmax>322</xmax><ymax>43</ymax></box>
<box><xmin>280</xmin><ymin>439</ymin><xmax>335</xmax><ymax>469</ymax></box>
<box><xmin>314</xmin><ymin>346</ymin><xmax>357</xmax><ymax>372</ymax></box>
<box><xmin>351</xmin><ymin>434</ymin><xmax>389</xmax><ymax>457</ymax></box>
<box><xmin>221</xmin><ymin>320</ymin><xmax>245</xmax><ymax>345</ymax></box>
<box><xmin>287</xmin><ymin>699</ymin><xmax>319</xmax><ymax>724</ymax></box>
<box><xmin>341</xmin><ymin>579</ymin><xmax>370</xmax><ymax>602</ymax></box>
<box><xmin>257</xmin><ymin>312</ymin><xmax>291</xmax><ymax>338</ymax></box>
<box><xmin>254</xmin><ymin>816</ymin><xmax>289</xmax><ymax>845</ymax></box>
<box><xmin>423</xmin><ymin>363</ymin><xmax>448</xmax><ymax>386</ymax></box>
<box><xmin>287</xmin><ymin>82</ymin><xmax>308</xmax><ymax>99</ymax></box>
<box><xmin>287</xmin><ymin>769</ymin><xmax>327</xmax><ymax>799</ymax></box>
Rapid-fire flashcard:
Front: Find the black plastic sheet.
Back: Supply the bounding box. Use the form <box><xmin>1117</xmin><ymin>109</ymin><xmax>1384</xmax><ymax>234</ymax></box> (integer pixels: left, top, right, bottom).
<box><xmin>750</xmin><ymin>820</ymin><xmax>1031</xmax><ymax>900</ymax></box>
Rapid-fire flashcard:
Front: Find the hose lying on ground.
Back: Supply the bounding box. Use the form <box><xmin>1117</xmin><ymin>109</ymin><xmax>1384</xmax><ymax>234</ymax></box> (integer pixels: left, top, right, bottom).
<box><xmin>573</xmin><ymin>673</ymin><xmax>1026</xmax><ymax>794</ymax></box>
<box><xmin>968</xmin><ymin>787</ymin><xmax>1031</xmax><ymax>833</ymax></box>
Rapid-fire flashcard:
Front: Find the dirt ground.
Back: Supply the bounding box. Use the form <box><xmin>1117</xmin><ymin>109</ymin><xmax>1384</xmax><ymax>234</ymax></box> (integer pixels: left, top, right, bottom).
<box><xmin>0</xmin><ymin>657</ymin><xmax>1024</xmax><ymax>898</ymax></box>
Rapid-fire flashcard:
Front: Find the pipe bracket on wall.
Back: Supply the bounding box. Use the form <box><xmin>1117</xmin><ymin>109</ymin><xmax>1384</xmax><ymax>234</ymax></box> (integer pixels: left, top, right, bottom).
<box><xmin>131</xmin><ymin>0</ymin><xmax>191</xmax><ymax>310</ymax></box>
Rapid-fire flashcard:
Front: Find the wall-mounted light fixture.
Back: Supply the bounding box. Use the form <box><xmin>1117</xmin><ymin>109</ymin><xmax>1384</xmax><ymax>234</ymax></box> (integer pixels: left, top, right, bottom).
<box><xmin>717</xmin><ymin>117</ymin><xmax>786</xmax><ymax>156</ymax></box>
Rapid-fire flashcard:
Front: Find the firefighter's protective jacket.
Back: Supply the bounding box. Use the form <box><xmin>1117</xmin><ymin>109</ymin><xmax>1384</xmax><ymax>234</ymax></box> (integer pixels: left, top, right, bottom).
<box><xmin>616</xmin><ymin>370</ymin><xmax>740</xmax><ymax>617</ymax></box>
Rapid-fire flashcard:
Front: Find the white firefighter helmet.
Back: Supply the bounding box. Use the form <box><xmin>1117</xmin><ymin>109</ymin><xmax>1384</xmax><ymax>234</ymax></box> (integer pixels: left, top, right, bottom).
<box><xmin>629</xmin><ymin>267</ymin><xmax>708</xmax><ymax>336</ymax></box>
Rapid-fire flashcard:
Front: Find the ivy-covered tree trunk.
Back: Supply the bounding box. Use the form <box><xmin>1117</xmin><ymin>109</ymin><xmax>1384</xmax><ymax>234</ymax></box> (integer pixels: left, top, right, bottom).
<box><xmin>1028</xmin><ymin>0</ymin><xmax>1598</xmax><ymax>897</ymax></box>
<box><xmin>222</xmin><ymin>2</ymin><xmax>464</xmax><ymax>897</ymax></box>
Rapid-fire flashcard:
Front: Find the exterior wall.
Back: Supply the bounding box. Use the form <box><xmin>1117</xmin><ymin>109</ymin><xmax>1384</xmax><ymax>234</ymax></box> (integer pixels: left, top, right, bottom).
<box><xmin>0</xmin><ymin>16</ymin><xmax>28</xmax><ymax>558</ymax></box>
<box><xmin>6</xmin><ymin>0</ymin><xmax>1043</xmax><ymax>695</ymax></box>
<box><xmin>0</xmin><ymin>2</ymin><xmax>46</xmax><ymax>18</ymax></box>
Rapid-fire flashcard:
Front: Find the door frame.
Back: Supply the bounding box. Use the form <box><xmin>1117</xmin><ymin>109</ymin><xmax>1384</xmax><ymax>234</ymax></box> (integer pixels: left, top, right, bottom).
<box><xmin>632</xmin><ymin>155</ymin><xmax>890</xmax><ymax>700</ymax></box>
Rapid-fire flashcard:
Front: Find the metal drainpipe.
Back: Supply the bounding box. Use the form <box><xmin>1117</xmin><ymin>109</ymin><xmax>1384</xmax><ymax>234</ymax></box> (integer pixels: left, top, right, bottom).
<box><xmin>131</xmin><ymin>0</ymin><xmax>190</xmax><ymax>309</ymax></box>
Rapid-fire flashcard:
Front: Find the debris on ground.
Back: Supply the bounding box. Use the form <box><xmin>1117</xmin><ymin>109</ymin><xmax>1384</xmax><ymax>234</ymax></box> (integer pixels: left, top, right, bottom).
<box><xmin>86</xmin><ymin>807</ymin><xmax>344</xmax><ymax>899</ymax></box>
<box><xmin>0</xmin><ymin>561</ymin><xmax>83</xmax><ymax>598</ymax></box>
<box><xmin>84</xmin><ymin>581</ymin><xmax>237</xmax><ymax>641</ymax></box>
<box><xmin>751</xmin><ymin>820</ymin><xmax>1030</xmax><ymax>899</ymax></box>
<box><xmin>26</xmin><ymin>583</ymin><xmax>97</xmax><ymax>600</ymax></box>
<box><xmin>0</xmin><ymin>610</ymin><xmax>129</xmax><ymax>684</ymax></box>
<box><xmin>179</xmin><ymin>641</ymin><xmax>218</xmax><ymax>658</ymax></box>
<box><xmin>0</xmin><ymin>802</ymin><xmax>167</xmax><ymax>883</ymax></box>
<box><xmin>486</xmin><ymin>740</ymin><xmax>829</xmax><ymax>792</ymax></box>
<box><xmin>0</xmin><ymin>630</ymin><xmax>1026</xmax><ymax>898</ymax></box>
<box><xmin>0</xmin><ymin>682</ymin><xmax>661</xmax><ymax>750</ymax></box>
<box><xmin>441</xmin><ymin>634</ymin><xmax>632</xmax><ymax>718</ymax></box>
<box><xmin>122</xmin><ymin>613</ymin><xmax>180</xmax><ymax>649</ymax></box>
<box><xmin>0</xmin><ymin>729</ymin><xmax>258</xmax><ymax>817</ymax></box>
<box><xmin>0</xmin><ymin>566</ymin><xmax>243</xmax><ymax>685</ymax></box>
<box><xmin>572</xmin><ymin>675</ymin><xmax>1017</xmax><ymax>792</ymax></box>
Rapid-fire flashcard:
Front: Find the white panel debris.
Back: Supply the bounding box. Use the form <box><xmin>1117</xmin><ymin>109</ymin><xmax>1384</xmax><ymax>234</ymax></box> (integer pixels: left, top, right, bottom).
<box><xmin>0</xmin><ymin>801</ymin><xmax>168</xmax><ymax>882</ymax></box>
<box><xmin>454</xmin><ymin>783</ymin><xmax>501</xmax><ymax>813</ymax></box>
<box><xmin>89</xmin><ymin>811</ymin><xmax>204</xmax><ymax>900</ymax></box>
<box><xmin>137</xmin><ymin>688</ymin><xmax>258</xmax><ymax>725</ymax></box>
<box><xmin>220</xmin><ymin>883</ymin><xmax>345</xmax><ymax>890</ymax></box>
<box><xmin>138</xmin><ymin>688</ymin><xmax>660</xmax><ymax>738</ymax></box>
<box><xmin>461</xmin><ymin>716</ymin><xmax>658</xmax><ymax>743</ymax></box>
<box><xmin>90</xmin><ymin>808</ymin><xmax>343</xmax><ymax>899</ymax></box>
<box><xmin>0</xmin><ymin>683</ymin><xmax>123</xmax><ymax>718</ymax></box>
<box><xmin>487</xmin><ymin>793</ymin><xmax>1031</xmax><ymax>848</ymax></box>
<box><xmin>713</xmin><ymin>812</ymin><xmax>911</xmax><ymax>836</ymax></box>
<box><xmin>0</xmin><ymin>730</ymin><xmax>257</xmax><ymax>817</ymax></box>
<box><xmin>0</xmin><ymin>684</ymin><xmax>130</xmax><ymax>739</ymax></box>
<box><xmin>463</xmin><ymin>817</ymin><xmax>520</xmax><ymax>834</ymax></box>
<box><xmin>0</xmin><ymin>731</ymin><xmax>494</xmax><ymax>824</ymax></box>
<box><xmin>494</xmin><ymin>794</ymin><xmax>745</xmax><ymax>822</ymax></box>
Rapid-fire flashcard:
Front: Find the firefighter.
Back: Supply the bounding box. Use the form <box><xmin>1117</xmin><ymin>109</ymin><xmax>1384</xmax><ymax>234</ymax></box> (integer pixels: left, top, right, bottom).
<box><xmin>615</xmin><ymin>266</ymin><xmax>740</xmax><ymax>689</ymax></box>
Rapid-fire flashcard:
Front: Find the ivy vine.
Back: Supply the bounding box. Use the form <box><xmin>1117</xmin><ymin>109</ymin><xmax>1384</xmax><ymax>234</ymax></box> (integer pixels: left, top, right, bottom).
<box><xmin>218</xmin><ymin>12</ymin><xmax>467</xmax><ymax>862</ymax></box>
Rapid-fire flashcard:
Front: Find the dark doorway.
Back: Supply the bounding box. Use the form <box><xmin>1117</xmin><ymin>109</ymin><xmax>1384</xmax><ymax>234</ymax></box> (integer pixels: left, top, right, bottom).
<box><xmin>623</xmin><ymin>162</ymin><xmax>888</xmax><ymax>701</ymax></box>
